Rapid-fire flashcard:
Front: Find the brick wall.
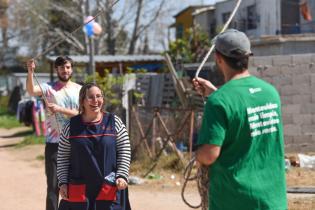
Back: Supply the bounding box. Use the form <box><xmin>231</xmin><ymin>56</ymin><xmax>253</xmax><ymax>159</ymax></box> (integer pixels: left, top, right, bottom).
<box><xmin>249</xmin><ymin>54</ymin><xmax>315</xmax><ymax>152</ymax></box>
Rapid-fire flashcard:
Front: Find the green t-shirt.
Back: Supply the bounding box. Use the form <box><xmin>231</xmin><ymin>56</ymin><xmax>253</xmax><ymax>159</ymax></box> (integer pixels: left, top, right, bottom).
<box><xmin>198</xmin><ymin>76</ymin><xmax>287</xmax><ymax>210</ymax></box>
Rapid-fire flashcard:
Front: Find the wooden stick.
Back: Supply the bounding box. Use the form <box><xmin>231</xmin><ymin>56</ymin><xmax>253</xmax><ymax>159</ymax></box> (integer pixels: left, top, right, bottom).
<box><xmin>156</xmin><ymin>111</ymin><xmax>185</xmax><ymax>164</ymax></box>
<box><xmin>131</xmin><ymin>106</ymin><xmax>153</xmax><ymax>158</ymax></box>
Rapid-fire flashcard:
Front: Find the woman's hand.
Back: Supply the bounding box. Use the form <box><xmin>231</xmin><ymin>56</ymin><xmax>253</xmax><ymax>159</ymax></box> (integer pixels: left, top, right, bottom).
<box><xmin>116</xmin><ymin>178</ymin><xmax>128</xmax><ymax>190</ymax></box>
<box><xmin>59</xmin><ymin>184</ymin><xmax>68</xmax><ymax>200</ymax></box>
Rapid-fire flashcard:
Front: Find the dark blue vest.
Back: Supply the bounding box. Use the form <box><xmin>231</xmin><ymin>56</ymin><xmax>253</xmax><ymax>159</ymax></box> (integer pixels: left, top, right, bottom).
<box><xmin>59</xmin><ymin>112</ymin><xmax>129</xmax><ymax>210</ymax></box>
<box><xmin>69</xmin><ymin>112</ymin><xmax>117</xmax><ymax>187</ymax></box>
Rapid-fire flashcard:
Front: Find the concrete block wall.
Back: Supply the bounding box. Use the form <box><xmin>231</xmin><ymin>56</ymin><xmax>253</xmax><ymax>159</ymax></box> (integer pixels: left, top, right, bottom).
<box><xmin>249</xmin><ymin>54</ymin><xmax>315</xmax><ymax>152</ymax></box>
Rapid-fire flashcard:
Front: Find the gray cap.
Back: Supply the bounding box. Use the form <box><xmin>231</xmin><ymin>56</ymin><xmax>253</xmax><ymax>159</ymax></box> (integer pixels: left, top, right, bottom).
<box><xmin>213</xmin><ymin>29</ymin><xmax>253</xmax><ymax>58</ymax></box>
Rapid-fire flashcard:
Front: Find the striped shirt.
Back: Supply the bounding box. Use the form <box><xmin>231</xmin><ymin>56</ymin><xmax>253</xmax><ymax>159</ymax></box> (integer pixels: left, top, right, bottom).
<box><xmin>57</xmin><ymin>115</ymin><xmax>131</xmax><ymax>186</ymax></box>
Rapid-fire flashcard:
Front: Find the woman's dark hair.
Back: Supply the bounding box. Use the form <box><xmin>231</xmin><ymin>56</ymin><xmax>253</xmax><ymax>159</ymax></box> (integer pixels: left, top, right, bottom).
<box><xmin>216</xmin><ymin>50</ymin><xmax>249</xmax><ymax>71</ymax></box>
<box><xmin>54</xmin><ymin>56</ymin><xmax>74</xmax><ymax>68</ymax></box>
<box><xmin>78</xmin><ymin>83</ymin><xmax>104</xmax><ymax>114</ymax></box>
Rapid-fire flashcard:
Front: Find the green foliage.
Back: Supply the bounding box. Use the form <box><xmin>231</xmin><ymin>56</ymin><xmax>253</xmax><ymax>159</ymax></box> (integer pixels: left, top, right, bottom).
<box><xmin>159</xmin><ymin>154</ymin><xmax>185</xmax><ymax>172</ymax></box>
<box><xmin>0</xmin><ymin>114</ymin><xmax>21</xmax><ymax>129</ymax></box>
<box><xmin>16</xmin><ymin>134</ymin><xmax>45</xmax><ymax>148</ymax></box>
<box><xmin>167</xmin><ymin>39</ymin><xmax>194</xmax><ymax>63</ymax></box>
<box><xmin>85</xmin><ymin>70</ymin><xmax>124</xmax><ymax>110</ymax></box>
<box><xmin>165</xmin><ymin>27</ymin><xmax>212</xmax><ymax>63</ymax></box>
<box><xmin>0</xmin><ymin>96</ymin><xmax>21</xmax><ymax>128</ymax></box>
<box><xmin>0</xmin><ymin>95</ymin><xmax>9</xmax><ymax>107</ymax></box>
<box><xmin>126</xmin><ymin>67</ymin><xmax>148</xmax><ymax>74</ymax></box>
<box><xmin>36</xmin><ymin>155</ymin><xmax>45</xmax><ymax>160</ymax></box>
<box><xmin>133</xmin><ymin>91</ymin><xmax>144</xmax><ymax>103</ymax></box>
<box><xmin>130</xmin><ymin>152</ymin><xmax>185</xmax><ymax>176</ymax></box>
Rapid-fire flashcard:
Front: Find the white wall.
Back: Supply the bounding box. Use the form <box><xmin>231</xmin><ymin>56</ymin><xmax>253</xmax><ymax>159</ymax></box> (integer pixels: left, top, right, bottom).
<box><xmin>249</xmin><ymin>53</ymin><xmax>315</xmax><ymax>152</ymax></box>
<box><xmin>214</xmin><ymin>0</ymin><xmax>281</xmax><ymax>37</ymax></box>
<box><xmin>194</xmin><ymin>10</ymin><xmax>216</xmax><ymax>37</ymax></box>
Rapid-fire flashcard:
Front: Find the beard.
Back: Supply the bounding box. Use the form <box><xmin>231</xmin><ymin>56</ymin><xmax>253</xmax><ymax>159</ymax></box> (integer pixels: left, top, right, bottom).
<box><xmin>58</xmin><ymin>73</ymin><xmax>72</xmax><ymax>82</ymax></box>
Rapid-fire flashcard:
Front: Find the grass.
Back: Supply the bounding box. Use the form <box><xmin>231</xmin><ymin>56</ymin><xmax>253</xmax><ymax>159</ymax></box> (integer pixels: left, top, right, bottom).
<box><xmin>36</xmin><ymin>155</ymin><xmax>45</xmax><ymax>160</ymax></box>
<box><xmin>0</xmin><ymin>96</ymin><xmax>45</xmax><ymax>146</ymax></box>
<box><xmin>15</xmin><ymin>134</ymin><xmax>45</xmax><ymax>148</ymax></box>
<box><xmin>0</xmin><ymin>108</ymin><xmax>21</xmax><ymax>128</ymax></box>
<box><xmin>130</xmin><ymin>150</ymin><xmax>186</xmax><ymax>179</ymax></box>
<box><xmin>0</xmin><ymin>96</ymin><xmax>21</xmax><ymax>129</ymax></box>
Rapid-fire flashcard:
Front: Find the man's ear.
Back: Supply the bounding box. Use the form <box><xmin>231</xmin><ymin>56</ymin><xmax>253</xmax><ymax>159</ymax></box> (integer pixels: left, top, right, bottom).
<box><xmin>215</xmin><ymin>52</ymin><xmax>223</xmax><ymax>63</ymax></box>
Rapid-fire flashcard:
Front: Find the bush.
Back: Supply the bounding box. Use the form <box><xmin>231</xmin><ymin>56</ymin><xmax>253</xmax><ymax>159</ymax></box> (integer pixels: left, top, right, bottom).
<box><xmin>0</xmin><ymin>96</ymin><xmax>21</xmax><ymax>128</ymax></box>
<box><xmin>15</xmin><ymin>134</ymin><xmax>45</xmax><ymax>148</ymax></box>
<box><xmin>85</xmin><ymin>70</ymin><xmax>124</xmax><ymax>112</ymax></box>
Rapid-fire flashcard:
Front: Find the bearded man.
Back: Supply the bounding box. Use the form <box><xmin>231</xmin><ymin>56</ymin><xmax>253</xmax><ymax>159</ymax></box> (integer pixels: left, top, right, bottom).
<box><xmin>27</xmin><ymin>56</ymin><xmax>82</xmax><ymax>210</ymax></box>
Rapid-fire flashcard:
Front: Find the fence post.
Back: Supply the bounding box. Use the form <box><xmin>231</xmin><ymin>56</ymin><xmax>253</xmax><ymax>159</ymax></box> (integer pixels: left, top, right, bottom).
<box><xmin>151</xmin><ymin>108</ymin><xmax>158</xmax><ymax>157</ymax></box>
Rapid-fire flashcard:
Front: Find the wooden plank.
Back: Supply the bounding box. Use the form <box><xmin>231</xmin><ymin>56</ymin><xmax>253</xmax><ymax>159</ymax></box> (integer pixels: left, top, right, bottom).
<box><xmin>164</xmin><ymin>54</ymin><xmax>188</xmax><ymax>107</ymax></box>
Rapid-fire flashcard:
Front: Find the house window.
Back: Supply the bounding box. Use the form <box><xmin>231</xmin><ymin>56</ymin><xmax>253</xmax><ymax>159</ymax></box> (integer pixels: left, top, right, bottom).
<box><xmin>247</xmin><ymin>5</ymin><xmax>257</xmax><ymax>30</ymax></box>
<box><xmin>176</xmin><ymin>24</ymin><xmax>184</xmax><ymax>39</ymax></box>
<box><xmin>222</xmin><ymin>12</ymin><xmax>237</xmax><ymax>28</ymax></box>
<box><xmin>209</xmin><ymin>22</ymin><xmax>216</xmax><ymax>38</ymax></box>
<box><xmin>222</xmin><ymin>12</ymin><xmax>231</xmax><ymax>23</ymax></box>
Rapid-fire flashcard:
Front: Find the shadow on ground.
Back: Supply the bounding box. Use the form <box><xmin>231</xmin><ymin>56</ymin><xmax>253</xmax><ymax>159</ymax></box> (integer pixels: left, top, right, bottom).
<box><xmin>0</xmin><ymin>129</ymin><xmax>33</xmax><ymax>138</ymax></box>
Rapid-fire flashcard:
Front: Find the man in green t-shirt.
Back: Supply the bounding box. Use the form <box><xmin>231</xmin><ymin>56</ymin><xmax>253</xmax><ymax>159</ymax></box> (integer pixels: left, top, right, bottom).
<box><xmin>193</xmin><ymin>29</ymin><xmax>287</xmax><ymax>210</ymax></box>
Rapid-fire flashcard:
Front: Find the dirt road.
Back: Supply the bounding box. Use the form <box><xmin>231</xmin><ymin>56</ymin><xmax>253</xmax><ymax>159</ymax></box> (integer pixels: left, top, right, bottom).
<box><xmin>0</xmin><ymin>127</ymin><xmax>46</xmax><ymax>210</ymax></box>
<box><xmin>0</xmin><ymin>128</ymin><xmax>198</xmax><ymax>210</ymax></box>
<box><xmin>1</xmin><ymin>127</ymin><xmax>314</xmax><ymax>210</ymax></box>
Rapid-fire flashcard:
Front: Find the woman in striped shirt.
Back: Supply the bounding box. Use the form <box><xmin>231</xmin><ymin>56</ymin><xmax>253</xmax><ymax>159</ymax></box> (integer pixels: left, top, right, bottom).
<box><xmin>57</xmin><ymin>83</ymin><xmax>131</xmax><ymax>210</ymax></box>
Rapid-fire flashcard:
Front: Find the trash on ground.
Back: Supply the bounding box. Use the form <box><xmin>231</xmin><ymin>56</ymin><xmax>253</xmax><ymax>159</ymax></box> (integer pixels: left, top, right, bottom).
<box><xmin>146</xmin><ymin>173</ymin><xmax>163</xmax><ymax>180</ymax></box>
<box><xmin>285</xmin><ymin>159</ymin><xmax>291</xmax><ymax>171</ymax></box>
<box><xmin>129</xmin><ymin>176</ymin><xmax>144</xmax><ymax>185</ymax></box>
<box><xmin>298</xmin><ymin>154</ymin><xmax>315</xmax><ymax>169</ymax></box>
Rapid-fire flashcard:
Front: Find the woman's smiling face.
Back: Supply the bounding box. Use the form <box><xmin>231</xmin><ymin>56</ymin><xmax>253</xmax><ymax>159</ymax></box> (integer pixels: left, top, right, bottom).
<box><xmin>83</xmin><ymin>86</ymin><xmax>104</xmax><ymax>114</ymax></box>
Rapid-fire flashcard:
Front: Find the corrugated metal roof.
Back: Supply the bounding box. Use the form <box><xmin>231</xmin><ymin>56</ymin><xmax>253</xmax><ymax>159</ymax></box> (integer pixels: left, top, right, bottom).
<box><xmin>192</xmin><ymin>6</ymin><xmax>215</xmax><ymax>16</ymax></box>
<box><xmin>173</xmin><ymin>5</ymin><xmax>208</xmax><ymax>17</ymax></box>
<box><xmin>46</xmin><ymin>55</ymin><xmax>164</xmax><ymax>63</ymax></box>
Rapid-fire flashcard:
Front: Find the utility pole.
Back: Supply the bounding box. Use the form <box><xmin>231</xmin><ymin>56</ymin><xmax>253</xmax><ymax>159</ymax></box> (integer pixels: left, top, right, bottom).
<box><xmin>89</xmin><ymin>37</ymin><xmax>95</xmax><ymax>83</ymax></box>
<box><xmin>87</xmin><ymin>0</ymin><xmax>95</xmax><ymax>82</ymax></box>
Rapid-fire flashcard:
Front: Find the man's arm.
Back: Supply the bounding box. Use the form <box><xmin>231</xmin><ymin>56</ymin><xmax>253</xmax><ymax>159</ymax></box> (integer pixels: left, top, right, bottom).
<box><xmin>47</xmin><ymin>103</ymin><xmax>79</xmax><ymax>117</ymax></box>
<box><xmin>196</xmin><ymin>144</ymin><xmax>221</xmax><ymax>166</ymax></box>
<box><xmin>26</xmin><ymin>59</ymin><xmax>43</xmax><ymax>96</ymax></box>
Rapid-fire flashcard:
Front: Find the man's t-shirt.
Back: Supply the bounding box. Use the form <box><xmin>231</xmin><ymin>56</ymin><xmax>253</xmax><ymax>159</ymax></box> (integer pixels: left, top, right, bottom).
<box><xmin>41</xmin><ymin>81</ymin><xmax>81</xmax><ymax>144</ymax></box>
<box><xmin>198</xmin><ymin>76</ymin><xmax>287</xmax><ymax>210</ymax></box>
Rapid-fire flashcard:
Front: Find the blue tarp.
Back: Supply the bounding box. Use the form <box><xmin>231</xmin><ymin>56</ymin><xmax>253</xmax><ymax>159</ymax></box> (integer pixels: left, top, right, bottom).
<box><xmin>130</xmin><ymin>63</ymin><xmax>164</xmax><ymax>72</ymax></box>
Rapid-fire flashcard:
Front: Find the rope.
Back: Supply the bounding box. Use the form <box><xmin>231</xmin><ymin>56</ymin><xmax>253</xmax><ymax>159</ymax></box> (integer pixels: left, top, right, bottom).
<box><xmin>32</xmin><ymin>72</ymin><xmax>62</xmax><ymax>133</ymax></box>
<box><xmin>181</xmin><ymin>157</ymin><xmax>209</xmax><ymax>210</ymax></box>
<box><xmin>195</xmin><ymin>0</ymin><xmax>243</xmax><ymax>78</ymax></box>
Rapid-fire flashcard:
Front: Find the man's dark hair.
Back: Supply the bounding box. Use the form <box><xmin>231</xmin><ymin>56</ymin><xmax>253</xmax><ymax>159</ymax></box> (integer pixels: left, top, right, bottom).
<box><xmin>216</xmin><ymin>50</ymin><xmax>249</xmax><ymax>71</ymax></box>
<box><xmin>54</xmin><ymin>56</ymin><xmax>74</xmax><ymax>68</ymax></box>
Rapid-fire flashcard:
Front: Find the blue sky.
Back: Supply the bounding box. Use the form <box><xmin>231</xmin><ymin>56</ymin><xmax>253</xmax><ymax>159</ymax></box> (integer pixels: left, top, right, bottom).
<box><xmin>112</xmin><ymin>0</ymin><xmax>225</xmax><ymax>52</ymax></box>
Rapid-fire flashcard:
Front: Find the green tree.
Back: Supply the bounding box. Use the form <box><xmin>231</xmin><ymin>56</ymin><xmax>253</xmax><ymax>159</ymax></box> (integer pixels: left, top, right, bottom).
<box><xmin>85</xmin><ymin>69</ymin><xmax>124</xmax><ymax>112</ymax></box>
<box><xmin>166</xmin><ymin>27</ymin><xmax>211</xmax><ymax>63</ymax></box>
